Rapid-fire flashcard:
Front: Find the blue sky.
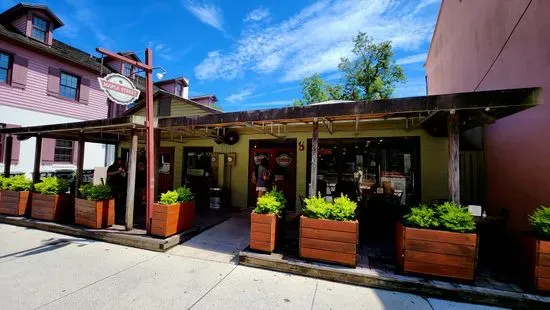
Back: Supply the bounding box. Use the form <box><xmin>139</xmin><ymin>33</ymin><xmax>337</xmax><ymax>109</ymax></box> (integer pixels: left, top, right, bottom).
<box><xmin>1</xmin><ymin>0</ymin><xmax>441</xmax><ymax>111</ymax></box>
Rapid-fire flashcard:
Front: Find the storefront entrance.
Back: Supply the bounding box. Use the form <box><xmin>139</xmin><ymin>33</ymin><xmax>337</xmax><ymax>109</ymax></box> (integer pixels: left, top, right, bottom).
<box><xmin>248</xmin><ymin>140</ymin><xmax>297</xmax><ymax>211</ymax></box>
<box><xmin>158</xmin><ymin>147</ymin><xmax>175</xmax><ymax>195</ymax></box>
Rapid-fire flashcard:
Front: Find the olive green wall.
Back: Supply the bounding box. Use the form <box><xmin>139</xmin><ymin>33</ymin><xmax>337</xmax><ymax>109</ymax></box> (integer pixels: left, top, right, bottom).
<box><xmin>119</xmin><ymin>122</ymin><xmax>449</xmax><ymax>210</ymax></box>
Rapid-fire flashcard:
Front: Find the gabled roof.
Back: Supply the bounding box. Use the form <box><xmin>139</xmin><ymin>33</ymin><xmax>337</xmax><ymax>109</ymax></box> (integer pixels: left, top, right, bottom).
<box><xmin>155</xmin><ymin>77</ymin><xmax>189</xmax><ymax>87</ymax></box>
<box><xmin>190</xmin><ymin>94</ymin><xmax>218</xmax><ymax>102</ymax></box>
<box><xmin>121</xmin><ymin>89</ymin><xmax>222</xmax><ymax>116</ymax></box>
<box><xmin>0</xmin><ymin>22</ymin><xmax>111</xmax><ymax>74</ymax></box>
<box><xmin>0</xmin><ymin>3</ymin><xmax>64</xmax><ymax>29</ymax></box>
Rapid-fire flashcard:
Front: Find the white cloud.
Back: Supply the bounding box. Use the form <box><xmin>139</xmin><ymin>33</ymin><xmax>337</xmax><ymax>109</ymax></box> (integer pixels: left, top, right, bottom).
<box><xmin>415</xmin><ymin>0</ymin><xmax>441</xmax><ymax>13</ymax></box>
<box><xmin>396</xmin><ymin>52</ymin><xmax>427</xmax><ymax>65</ymax></box>
<box><xmin>148</xmin><ymin>41</ymin><xmax>180</xmax><ymax>61</ymax></box>
<box><xmin>184</xmin><ymin>1</ymin><xmax>224</xmax><ymax>31</ymax></box>
<box><xmin>226</xmin><ymin>89</ymin><xmax>254</xmax><ymax>103</ymax></box>
<box><xmin>244</xmin><ymin>8</ymin><xmax>270</xmax><ymax>22</ymax></box>
<box><xmin>272</xmin><ymin>85</ymin><xmax>300</xmax><ymax>94</ymax></box>
<box><xmin>194</xmin><ymin>0</ymin><xmax>438</xmax><ymax>83</ymax></box>
<box><xmin>226</xmin><ymin>88</ymin><xmax>265</xmax><ymax>103</ymax></box>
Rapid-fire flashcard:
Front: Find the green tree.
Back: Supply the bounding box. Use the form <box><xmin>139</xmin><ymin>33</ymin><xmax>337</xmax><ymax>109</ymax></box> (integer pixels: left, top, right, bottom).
<box><xmin>293</xmin><ymin>74</ymin><xmax>343</xmax><ymax>106</ymax></box>
<box><xmin>338</xmin><ymin>32</ymin><xmax>405</xmax><ymax>100</ymax></box>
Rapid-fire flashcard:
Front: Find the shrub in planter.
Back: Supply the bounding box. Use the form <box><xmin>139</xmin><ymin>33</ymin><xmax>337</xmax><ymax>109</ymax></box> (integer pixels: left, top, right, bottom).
<box><xmin>522</xmin><ymin>206</ymin><xmax>550</xmax><ymax>292</ymax></box>
<box><xmin>0</xmin><ymin>175</ymin><xmax>33</xmax><ymax>216</ymax></box>
<box><xmin>250</xmin><ymin>188</ymin><xmax>285</xmax><ymax>252</ymax></box>
<box><xmin>32</xmin><ymin>177</ymin><xmax>72</xmax><ymax>222</ymax></box>
<box><xmin>75</xmin><ymin>184</ymin><xmax>114</xmax><ymax>229</ymax></box>
<box><xmin>300</xmin><ymin>194</ymin><xmax>358</xmax><ymax>267</ymax></box>
<box><xmin>397</xmin><ymin>202</ymin><xmax>478</xmax><ymax>281</ymax></box>
<box><xmin>151</xmin><ymin>186</ymin><xmax>196</xmax><ymax>238</ymax></box>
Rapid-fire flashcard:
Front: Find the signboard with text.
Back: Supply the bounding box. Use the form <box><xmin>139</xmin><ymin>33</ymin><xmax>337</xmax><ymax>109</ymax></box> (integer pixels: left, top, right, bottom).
<box><xmin>98</xmin><ymin>73</ymin><xmax>140</xmax><ymax>105</ymax></box>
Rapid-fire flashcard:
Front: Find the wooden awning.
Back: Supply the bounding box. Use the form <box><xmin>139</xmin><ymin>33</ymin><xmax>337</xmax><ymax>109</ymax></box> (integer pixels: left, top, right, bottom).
<box><xmin>158</xmin><ymin>88</ymin><xmax>541</xmax><ymax>136</ymax></box>
<box><xmin>0</xmin><ymin>116</ymin><xmax>146</xmax><ymax>144</ymax></box>
<box><xmin>0</xmin><ymin>88</ymin><xmax>541</xmax><ymax>140</ymax></box>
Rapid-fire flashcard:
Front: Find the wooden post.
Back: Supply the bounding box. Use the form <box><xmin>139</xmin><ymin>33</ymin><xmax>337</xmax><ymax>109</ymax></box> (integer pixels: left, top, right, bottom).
<box><xmin>448</xmin><ymin>112</ymin><xmax>460</xmax><ymax>204</ymax></box>
<box><xmin>75</xmin><ymin>136</ymin><xmax>85</xmax><ymax>198</ymax></box>
<box><xmin>310</xmin><ymin>119</ymin><xmax>319</xmax><ymax>197</ymax></box>
<box><xmin>3</xmin><ymin>135</ymin><xmax>12</xmax><ymax>177</ymax></box>
<box><xmin>154</xmin><ymin>128</ymin><xmax>161</xmax><ymax>199</ymax></box>
<box><xmin>125</xmin><ymin>129</ymin><xmax>138</xmax><ymax>230</ymax></box>
<box><xmin>33</xmin><ymin>136</ymin><xmax>42</xmax><ymax>183</ymax></box>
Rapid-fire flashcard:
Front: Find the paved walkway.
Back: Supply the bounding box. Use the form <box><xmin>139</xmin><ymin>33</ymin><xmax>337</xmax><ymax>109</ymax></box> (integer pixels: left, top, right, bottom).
<box><xmin>0</xmin><ymin>220</ymin><xmax>502</xmax><ymax>310</ymax></box>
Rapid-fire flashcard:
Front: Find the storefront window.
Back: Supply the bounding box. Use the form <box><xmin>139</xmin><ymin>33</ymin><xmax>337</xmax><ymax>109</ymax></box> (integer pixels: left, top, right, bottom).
<box><xmin>307</xmin><ymin>137</ymin><xmax>420</xmax><ymax>205</ymax></box>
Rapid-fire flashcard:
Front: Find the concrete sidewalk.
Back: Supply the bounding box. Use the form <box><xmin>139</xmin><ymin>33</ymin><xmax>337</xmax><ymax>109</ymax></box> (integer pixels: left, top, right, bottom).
<box><xmin>0</xmin><ymin>221</ymin><xmax>502</xmax><ymax>310</ymax></box>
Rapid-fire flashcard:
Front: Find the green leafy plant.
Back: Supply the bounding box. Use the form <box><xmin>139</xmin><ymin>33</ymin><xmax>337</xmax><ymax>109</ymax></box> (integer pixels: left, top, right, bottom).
<box><xmin>303</xmin><ymin>194</ymin><xmax>357</xmax><ymax>221</ymax></box>
<box><xmin>437</xmin><ymin>202</ymin><xmax>475</xmax><ymax>233</ymax></box>
<box><xmin>0</xmin><ymin>176</ymin><xmax>10</xmax><ymax>190</ymax></box>
<box><xmin>268</xmin><ymin>187</ymin><xmax>286</xmax><ymax>207</ymax></box>
<box><xmin>303</xmin><ymin>194</ymin><xmax>332</xmax><ymax>219</ymax></box>
<box><xmin>404</xmin><ymin>204</ymin><xmax>440</xmax><ymax>229</ymax></box>
<box><xmin>159</xmin><ymin>190</ymin><xmax>179</xmax><ymax>205</ymax></box>
<box><xmin>330</xmin><ymin>194</ymin><xmax>357</xmax><ymax>221</ymax></box>
<box><xmin>7</xmin><ymin>175</ymin><xmax>33</xmax><ymax>191</ymax></box>
<box><xmin>403</xmin><ymin>202</ymin><xmax>475</xmax><ymax>233</ymax></box>
<box><xmin>34</xmin><ymin>177</ymin><xmax>69</xmax><ymax>195</ymax></box>
<box><xmin>529</xmin><ymin>206</ymin><xmax>550</xmax><ymax>238</ymax></box>
<box><xmin>175</xmin><ymin>186</ymin><xmax>194</xmax><ymax>202</ymax></box>
<box><xmin>253</xmin><ymin>194</ymin><xmax>283</xmax><ymax>215</ymax></box>
<box><xmin>79</xmin><ymin>184</ymin><xmax>112</xmax><ymax>201</ymax></box>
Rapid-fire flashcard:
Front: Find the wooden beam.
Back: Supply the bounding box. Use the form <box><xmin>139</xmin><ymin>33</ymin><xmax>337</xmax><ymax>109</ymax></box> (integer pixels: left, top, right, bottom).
<box><xmin>125</xmin><ymin>129</ymin><xmax>138</xmax><ymax>231</ymax></box>
<box><xmin>407</xmin><ymin>111</ymin><xmax>438</xmax><ymax>131</ymax></box>
<box><xmin>3</xmin><ymin>135</ymin><xmax>12</xmax><ymax>177</ymax></box>
<box><xmin>159</xmin><ymin>88</ymin><xmax>539</xmax><ymax>129</ymax></box>
<box><xmin>243</xmin><ymin>122</ymin><xmax>284</xmax><ymax>138</ymax></box>
<box><xmin>310</xmin><ymin>119</ymin><xmax>319</xmax><ymax>197</ymax></box>
<box><xmin>96</xmin><ymin>48</ymin><xmax>152</xmax><ymax>71</ymax></box>
<box><xmin>33</xmin><ymin>136</ymin><xmax>42</xmax><ymax>183</ymax></box>
<box><xmin>322</xmin><ymin>118</ymin><xmax>333</xmax><ymax>135</ymax></box>
<box><xmin>74</xmin><ymin>136</ymin><xmax>85</xmax><ymax>198</ymax></box>
<box><xmin>448</xmin><ymin>112</ymin><xmax>460</xmax><ymax>204</ymax></box>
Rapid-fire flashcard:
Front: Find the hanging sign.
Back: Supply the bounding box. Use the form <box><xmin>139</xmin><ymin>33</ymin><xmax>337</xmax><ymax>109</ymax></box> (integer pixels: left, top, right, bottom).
<box><xmin>98</xmin><ymin>73</ymin><xmax>140</xmax><ymax>105</ymax></box>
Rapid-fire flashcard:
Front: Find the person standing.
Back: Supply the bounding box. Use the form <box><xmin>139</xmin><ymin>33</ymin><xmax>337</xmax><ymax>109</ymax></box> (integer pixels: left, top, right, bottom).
<box><xmin>107</xmin><ymin>157</ymin><xmax>127</xmax><ymax>224</ymax></box>
<box><xmin>255</xmin><ymin>157</ymin><xmax>270</xmax><ymax>198</ymax></box>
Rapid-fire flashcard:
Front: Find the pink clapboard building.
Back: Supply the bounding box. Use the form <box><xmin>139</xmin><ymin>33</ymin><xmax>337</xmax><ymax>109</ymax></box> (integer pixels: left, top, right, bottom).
<box><xmin>425</xmin><ymin>0</ymin><xmax>550</xmax><ymax>232</ymax></box>
<box><xmin>0</xmin><ymin>3</ymin><xmax>213</xmax><ymax>176</ymax></box>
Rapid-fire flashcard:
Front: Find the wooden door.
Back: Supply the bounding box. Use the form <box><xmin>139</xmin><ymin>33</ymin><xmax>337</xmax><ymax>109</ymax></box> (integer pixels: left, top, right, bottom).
<box><xmin>248</xmin><ymin>148</ymin><xmax>296</xmax><ymax>211</ymax></box>
<box><xmin>158</xmin><ymin>147</ymin><xmax>175</xmax><ymax>195</ymax></box>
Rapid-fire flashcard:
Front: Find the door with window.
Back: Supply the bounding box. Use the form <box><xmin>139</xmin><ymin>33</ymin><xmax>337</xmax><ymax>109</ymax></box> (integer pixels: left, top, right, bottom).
<box><xmin>158</xmin><ymin>147</ymin><xmax>175</xmax><ymax>195</ymax></box>
<box><xmin>248</xmin><ymin>147</ymin><xmax>296</xmax><ymax>211</ymax></box>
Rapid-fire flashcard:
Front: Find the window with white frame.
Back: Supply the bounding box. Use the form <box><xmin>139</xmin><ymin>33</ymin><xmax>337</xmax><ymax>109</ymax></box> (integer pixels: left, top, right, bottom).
<box><xmin>31</xmin><ymin>15</ymin><xmax>48</xmax><ymax>42</ymax></box>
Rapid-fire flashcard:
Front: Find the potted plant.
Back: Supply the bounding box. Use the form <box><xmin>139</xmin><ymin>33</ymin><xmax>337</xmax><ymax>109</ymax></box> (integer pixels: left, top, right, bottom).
<box><xmin>151</xmin><ymin>186</ymin><xmax>196</xmax><ymax>238</ymax></box>
<box><xmin>396</xmin><ymin>202</ymin><xmax>478</xmax><ymax>281</ymax></box>
<box><xmin>250</xmin><ymin>188</ymin><xmax>285</xmax><ymax>252</ymax></box>
<box><xmin>32</xmin><ymin>177</ymin><xmax>72</xmax><ymax>222</ymax></box>
<box><xmin>0</xmin><ymin>175</ymin><xmax>33</xmax><ymax>216</ymax></box>
<box><xmin>75</xmin><ymin>184</ymin><xmax>114</xmax><ymax>229</ymax></box>
<box><xmin>522</xmin><ymin>206</ymin><xmax>550</xmax><ymax>292</ymax></box>
<box><xmin>300</xmin><ymin>194</ymin><xmax>358</xmax><ymax>267</ymax></box>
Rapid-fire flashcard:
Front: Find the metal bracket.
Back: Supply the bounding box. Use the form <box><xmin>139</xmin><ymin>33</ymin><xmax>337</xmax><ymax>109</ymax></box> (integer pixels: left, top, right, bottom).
<box><xmin>322</xmin><ymin>118</ymin><xmax>334</xmax><ymax>135</ymax></box>
<box><xmin>244</xmin><ymin>122</ymin><xmax>284</xmax><ymax>139</ymax></box>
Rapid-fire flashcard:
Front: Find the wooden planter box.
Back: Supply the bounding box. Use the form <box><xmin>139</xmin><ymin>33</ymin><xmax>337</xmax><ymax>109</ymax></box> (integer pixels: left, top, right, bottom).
<box><xmin>250</xmin><ymin>213</ymin><xmax>279</xmax><ymax>252</ymax></box>
<box><xmin>396</xmin><ymin>222</ymin><xmax>479</xmax><ymax>281</ymax></box>
<box><xmin>74</xmin><ymin>198</ymin><xmax>115</xmax><ymax>229</ymax></box>
<box><xmin>151</xmin><ymin>201</ymin><xmax>196</xmax><ymax>238</ymax></box>
<box><xmin>522</xmin><ymin>235</ymin><xmax>550</xmax><ymax>292</ymax></box>
<box><xmin>0</xmin><ymin>190</ymin><xmax>31</xmax><ymax>216</ymax></box>
<box><xmin>299</xmin><ymin>216</ymin><xmax>359</xmax><ymax>267</ymax></box>
<box><xmin>31</xmin><ymin>193</ymin><xmax>72</xmax><ymax>222</ymax></box>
